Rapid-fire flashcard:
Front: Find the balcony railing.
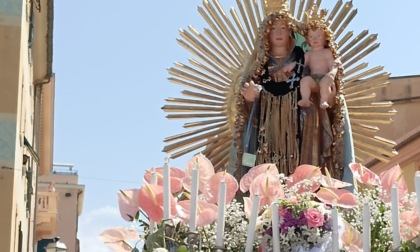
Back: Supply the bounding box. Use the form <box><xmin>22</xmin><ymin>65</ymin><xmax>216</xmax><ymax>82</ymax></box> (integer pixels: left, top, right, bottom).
<box><xmin>37</xmin><ymin>191</ymin><xmax>58</xmax><ymax>213</ymax></box>
<box><xmin>35</xmin><ymin>191</ymin><xmax>58</xmax><ymax>240</ymax></box>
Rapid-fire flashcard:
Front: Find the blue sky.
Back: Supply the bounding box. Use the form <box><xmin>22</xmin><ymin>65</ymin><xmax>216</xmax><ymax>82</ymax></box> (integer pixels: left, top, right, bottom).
<box><xmin>52</xmin><ymin>1</ymin><xmax>420</xmax><ymax>250</ymax></box>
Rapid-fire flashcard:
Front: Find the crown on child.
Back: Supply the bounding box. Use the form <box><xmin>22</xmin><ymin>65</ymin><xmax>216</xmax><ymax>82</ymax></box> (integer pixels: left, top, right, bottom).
<box><xmin>305</xmin><ymin>5</ymin><xmax>329</xmax><ymax>30</ymax></box>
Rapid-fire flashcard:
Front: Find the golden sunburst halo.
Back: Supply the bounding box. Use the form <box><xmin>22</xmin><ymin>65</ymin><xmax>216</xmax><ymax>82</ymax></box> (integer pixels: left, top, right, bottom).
<box><xmin>162</xmin><ymin>0</ymin><xmax>397</xmax><ymax>172</ymax></box>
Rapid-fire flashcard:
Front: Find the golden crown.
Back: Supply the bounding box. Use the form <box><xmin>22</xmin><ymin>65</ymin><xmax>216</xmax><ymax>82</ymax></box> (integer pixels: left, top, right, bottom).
<box><xmin>305</xmin><ymin>5</ymin><xmax>329</xmax><ymax>30</ymax></box>
<box><xmin>263</xmin><ymin>0</ymin><xmax>290</xmax><ymax>16</ymax></box>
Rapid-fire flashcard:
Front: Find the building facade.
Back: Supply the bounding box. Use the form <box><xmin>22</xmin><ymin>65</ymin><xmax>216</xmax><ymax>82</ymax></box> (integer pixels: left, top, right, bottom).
<box><xmin>1</xmin><ymin>1</ymin><xmax>85</xmax><ymax>251</ymax></box>
<box><xmin>37</xmin><ymin>164</ymin><xmax>85</xmax><ymax>252</ymax></box>
<box><xmin>365</xmin><ymin>75</ymin><xmax>420</xmax><ymax>190</ymax></box>
<box><xmin>0</xmin><ymin>0</ymin><xmax>53</xmax><ymax>251</ymax></box>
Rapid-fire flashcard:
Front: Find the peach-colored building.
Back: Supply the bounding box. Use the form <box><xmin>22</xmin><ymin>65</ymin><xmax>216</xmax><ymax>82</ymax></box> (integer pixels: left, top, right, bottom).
<box><xmin>37</xmin><ymin>164</ymin><xmax>85</xmax><ymax>252</ymax></box>
<box><xmin>0</xmin><ymin>0</ymin><xmax>85</xmax><ymax>251</ymax></box>
<box><xmin>365</xmin><ymin>75</ymin><xmax>420</xmax><ymax>191</ymax></box>
<box><xmin>0</xmin><ymin>0</ymin><xmax>53</xmax><ymax>251</ymax></box>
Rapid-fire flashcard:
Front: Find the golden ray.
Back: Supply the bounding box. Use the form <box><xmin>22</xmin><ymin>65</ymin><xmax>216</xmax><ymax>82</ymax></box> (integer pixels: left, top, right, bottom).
<box><xmin>230</xmin><ymin>8</ymin><xmax>254</xmax><ymax>53</ymax></box>
<box><xmin>337</xmin><ymin>31</ymin><xmax>353</xmax><ymax>48</ymax></box>
<box><xmin>339</xmin><ymin>30</ymin><xmax>369</xmax><ymax>55</ymax></box>
<box><xmin>341</xmin><ymin>34</ymin><xmax>378</xmax><ymax>63</ymax></box>
<box><xmin>183</xmin><ymin>118</ymin><xmax>226</xmax><ymax>128</ymax></box>
<box><xmin>334</xmin><ymin>8</ymin><xmax>357</xmax><ymax>38</ymax></box>
<box><xmin>326</xmin><ymin>0</ymin><xmax>342</xmax><ymax>23</ymax></box>
<box><xmin>169</xmin><ymin>68</ymin><xmax>227</xmax><ymax>91</ymax></box>
<box><xmin>188</xmin><ymin>59</ymin><xmax>232</xmax><ymax>83</ymax></box>
<box><xmin>343</xmin><ymin>44</ymin><xmax>381</xmax><ymax>70</ymax></box>
<box><xmin>164</xmin><ymin>122</ymin><xmax>227</xmax><ymax>142</ymax></box>
<box><xmin>165</xmin><ymin>97</ymin><xmax>224</xmax><ymax>106</ymax></box>
<box><xmin>204</xmin><ymin>1</ymin><xmax>242</xmax><ymax>57</ymax></box>
<box><xmin>343</xmin><ymin>66</ymin><xmax>383</xmax><ymax>83</ymax></box>
<box><xmin>214</xmin><ymin>0</ymin><xmax>252</xmax><ymax>55</ymax></box>
<box><xmin>329</xmin><ymin>1</ymin><xmax>353</xmax><ymax>32</ymax></box>
<box><xmin>180</xmin><ymin>90</ymin><xmax>225</xmax><ymax>102</ymax></box>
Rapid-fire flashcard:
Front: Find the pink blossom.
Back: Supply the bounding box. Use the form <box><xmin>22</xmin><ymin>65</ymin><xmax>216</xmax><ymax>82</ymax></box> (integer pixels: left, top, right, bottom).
<box><xmin>348</xmin><ymin>163</ymin><xmax>381</xmax><ymax>186</ymax></box>
<box><xmin>304</xmin><ymin>208</ymin><xmax>324</xmax><ymax>228</ymax></box>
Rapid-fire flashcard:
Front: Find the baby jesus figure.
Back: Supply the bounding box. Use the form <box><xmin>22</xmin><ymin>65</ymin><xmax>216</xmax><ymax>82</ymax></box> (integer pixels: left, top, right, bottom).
<box><xmin>298</xmin><ymin>8</ymin><xmax>340</xmax><ymax>109</ymax></box>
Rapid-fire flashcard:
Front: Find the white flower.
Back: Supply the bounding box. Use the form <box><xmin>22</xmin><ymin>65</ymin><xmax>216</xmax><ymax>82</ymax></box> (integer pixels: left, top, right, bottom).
<box><xmin>152</xmin><ymin>249</ymin><xmax>168</xmax><ymax>252</ymax></box>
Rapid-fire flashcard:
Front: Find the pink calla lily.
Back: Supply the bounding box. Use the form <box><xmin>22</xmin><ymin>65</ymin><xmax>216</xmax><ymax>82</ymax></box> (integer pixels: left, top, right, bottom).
<box><xmin>349</xmin><ymin>163</ymin><xmax>381</xmax><ymax>186</ymax></box>
<box><xmin>183</xmin><ymin>153</ymin><xmax>215</xmax><ymax>193</ymax></box>
<box><xmin>117</xmin><ymin>189</ymin><xmax>139</xmax><ymax>222</ymax></box>
<box><xmin>341</xmin><ymin>219</ymin><xmax>363</xmax><ymax>252</ymax></box>
<box><xmin>100</xmin><ymin>228</ymin><xmax>138</xmax><ymax>252</ymax></box>
<box><xmin>286</xmin><ymin>164</ymin><xmax>322</xmax><ymax>193</ymax></box>
<box><xmin>203</xmin><ymin>171</ymin><xmax>238</xmax><ymax>204</ymax></box>
<box><xmin>379</xmin><ymin>164</ymin><xmax>408</xmax><ymax>203</ymax></box>
<box><xmin>176</xmin><ymin>200</ymin><xmax>218</xmax><ymax>227</ymax></box>
<box><xmin>400</xmin><ymin>210</ymin><xmax>420</xmax><ymax>241</ymax></box>
<box><xmin>320</xmin><ymin>168</ymin><xmax>352</xmax><ymax>188</ymax></box>
<box><xmin>316</xmin><ymin>187</ymin><xmax>358</xmax><ymax>208</ymax></box>
<box><xmin>320</xmin><ymin>175</ymin><xmax>352</xmax><ymax>189</ymax></box>
<box><xmin>239</xmin><ymin>163</ymin><xmax>279</xmax><ymax>193</ymax></box>
<box><xmin>144</xmin><ymin>167</ymin><xmax>185</xmax><ymax>193</ymax></box>
<box><xmin>249</xmin><ymin>171</ymin><xmax>284</xmax><ymax>209</ymax></box>
<box><xmin>137</xmin><ymin>184</ymin><xmax>177</xmax><ymax>222</ymax></box>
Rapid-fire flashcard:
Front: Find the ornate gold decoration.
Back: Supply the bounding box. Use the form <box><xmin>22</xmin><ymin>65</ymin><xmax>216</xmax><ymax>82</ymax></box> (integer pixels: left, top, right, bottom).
<box><xmin>263</xmin><ymin>0</ymin><xmax>289</xmax><ymax>16</ymax></box>
<box><xmin>162</xmin><ymin>0</ymin><xmax>397</xmax><ymax>172</ymax></box>
<box><xmin>305</xmin><ymin>5</ymin><xmax>329</xmax><ymax>31</ymax></box>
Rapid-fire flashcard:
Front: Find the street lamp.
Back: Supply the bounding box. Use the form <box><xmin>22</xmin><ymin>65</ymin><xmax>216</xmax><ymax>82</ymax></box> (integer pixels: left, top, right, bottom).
<box><xmin>45</xmin><ymin>238</ymin><xmax>67</xmax><ymax>252</ymax></box>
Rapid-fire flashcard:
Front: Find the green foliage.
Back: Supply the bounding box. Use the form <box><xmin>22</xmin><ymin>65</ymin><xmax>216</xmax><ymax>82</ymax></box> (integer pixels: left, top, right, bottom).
<box><xmin>398</xmin><ymin>236</ymin><xmax>420</xmax><ymax>252</ymax></box>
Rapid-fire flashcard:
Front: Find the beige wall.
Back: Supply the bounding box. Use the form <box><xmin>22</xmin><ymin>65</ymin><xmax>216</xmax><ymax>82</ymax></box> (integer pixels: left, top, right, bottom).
<box><xmin>374</xmin><ymin>76</ymin><xmax>420</xmax><ymax>141</ymax></box>
<box><xmin>0</xmin><ymin>1</ymin><xmax>53</xmax><ymax>251</ymax></box>
<box><xmin>39</xmin><ymin>173</ymin><xmax>85</xmax><ymax>252</ymax></box>
<box><xmin>367</xmin><ymin>75</ymin><xmax>420</xmax><ymax>190</ymax></box>
<box><xmin>1</xmin><ymin>2</ymin><xmax>22</xmax><ymax>251</ymax></box>
<box><xmin>0</xmin><ymin>26</ymin><xmax>20</xmax><ymax>113</ymax></box>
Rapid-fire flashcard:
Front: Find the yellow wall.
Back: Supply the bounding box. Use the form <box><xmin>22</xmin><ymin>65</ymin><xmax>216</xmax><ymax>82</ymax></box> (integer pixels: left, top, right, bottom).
<box><xmin>0</xmin><ymin>1</ymin><xmax>40</xmax><ymax>251</ymax></box>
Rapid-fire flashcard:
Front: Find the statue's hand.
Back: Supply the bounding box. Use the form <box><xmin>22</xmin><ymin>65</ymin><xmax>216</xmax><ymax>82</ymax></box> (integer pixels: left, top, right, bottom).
<box><xmin>241</xmin><ymin>81</ymin><xmax>261</xmax><ymax>102</ymax></box>
<box><xmin>282</xmin><ymin>61</ymin><xmax>297</xmax><ymax>77</ymax></box>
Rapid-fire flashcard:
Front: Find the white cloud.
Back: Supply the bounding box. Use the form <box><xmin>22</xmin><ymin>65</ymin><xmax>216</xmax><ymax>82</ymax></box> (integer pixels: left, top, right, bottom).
<box><xmin>78</xmin><ymin>205</ymin><xmax>134</xmax><ymax>252</ymax></box>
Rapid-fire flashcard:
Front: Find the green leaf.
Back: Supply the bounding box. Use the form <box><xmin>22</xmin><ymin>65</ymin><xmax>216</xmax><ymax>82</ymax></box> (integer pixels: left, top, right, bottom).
<box><xmin>145</xmin><ymin>228</ymin><xmax>165</xmax><ymax>250</ymax></box>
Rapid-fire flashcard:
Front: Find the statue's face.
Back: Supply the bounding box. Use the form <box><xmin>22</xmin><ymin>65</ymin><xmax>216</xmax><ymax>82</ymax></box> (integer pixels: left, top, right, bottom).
<box><xmin>307</xmin><ymin>28</ymin><xmax>326</xmax><ymax>49</ymax></box>
<box><xmin>268</xmin><ymin>20</ymin><xmax>291</xmax><ymax>48</ymax></box>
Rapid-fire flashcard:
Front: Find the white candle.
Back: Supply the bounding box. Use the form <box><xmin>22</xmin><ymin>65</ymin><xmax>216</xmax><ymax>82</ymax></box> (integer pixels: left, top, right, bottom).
<box><xmin>163</xmin><ymin>158</ymin><xmax>171</xmax><ymax>220</ymax></box>
<box><xmin>215</xmin><ymin>176</ymin><xmax>227</xmax><ymax>248</ymax></box>
<box><xmin>189</xmin><ymin>165</ymin><xmax>199</xmax><ymax>232</ymax></box>
<box><xmin>362</xmin><ymin>198</ymin><xmax>370</xmax><ymax>251</ymax></box>
<box><xmin>245</xmin><ymin>191</ymin><xmax>260</xmax><ymax>252</ymax></box>
<box><xmin>415</xmin><ymin>171</ymin><xmax>420</xmax><ymax>225</ymax></box>
<box><xmin>149</xmin><ymin>169</ymin><xmax>157</xmax><ymax>232</ymax></box>
<box><xmin>391</xmin><ymin>183</ymin><xmax>400</xmax><ymax>250</ymax></box>
<box><xmin>331</xmin><ymin>201</ymin><xmax>339</xmax><ymax>252</ymax></box>
<box><xmin>271</xmin><ymin>202</ymin><xmax>280</xmax><ymax>252</ymax></box>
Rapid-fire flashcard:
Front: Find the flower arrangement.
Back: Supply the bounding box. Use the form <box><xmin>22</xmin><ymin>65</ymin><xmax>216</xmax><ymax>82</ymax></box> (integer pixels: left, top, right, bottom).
<box><xmin>257</xmin><ymin>197</ymin><xmax>335</xmax><ymax>252</ymax></box>
<box><xmin>99</xmin><ymin>154</ymin><xmax>420</xmax><ymax>252</ymax></box>
<box><xmin>340</xmin><ymin>163</ymin><xmax>420</xmax><ymax>252</ymax></box>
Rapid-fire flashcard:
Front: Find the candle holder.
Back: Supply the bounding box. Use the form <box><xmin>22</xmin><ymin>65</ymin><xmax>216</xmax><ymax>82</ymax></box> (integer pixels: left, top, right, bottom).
<box><xmin>187</xmin><ymin>231</ymin><xmax>201</xmax><ymax>250</ymax></box>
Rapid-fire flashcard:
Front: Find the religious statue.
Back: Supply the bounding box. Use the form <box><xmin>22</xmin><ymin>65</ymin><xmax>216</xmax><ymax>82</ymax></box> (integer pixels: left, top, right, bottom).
<box><xmin>162</xmin><ymin>0</ymin><xmax>397</xmax><ymax>184</ymax></box>
<box><xmin>236</xmin><ymin>2</ymin><xmax>348</xmax><ymax>180</ymax></box>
